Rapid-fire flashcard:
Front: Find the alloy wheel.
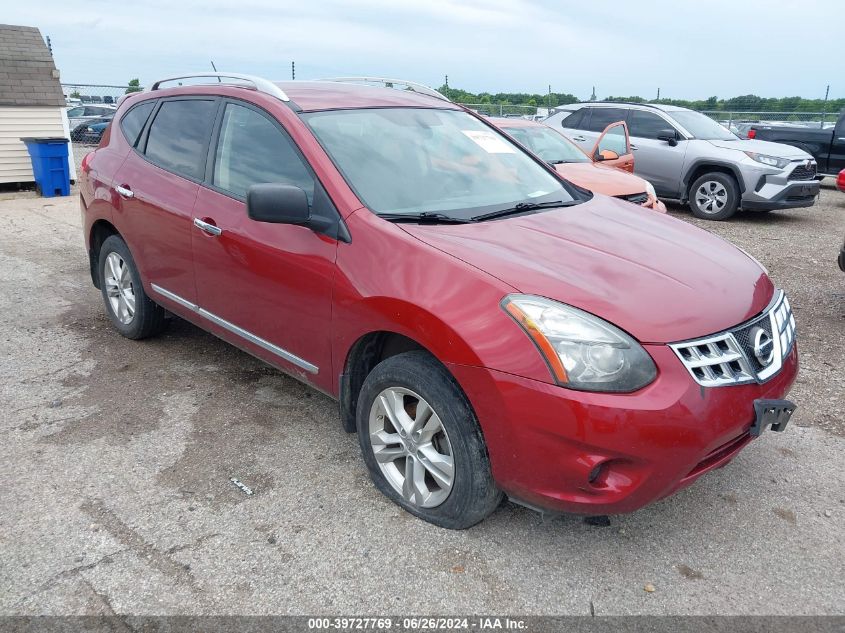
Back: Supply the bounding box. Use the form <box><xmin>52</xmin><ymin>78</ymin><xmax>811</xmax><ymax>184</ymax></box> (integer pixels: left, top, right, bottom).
<box><xmin>695</xmin><ymin>180</ymin><xmax>728</xmax><ymax>214</ymax></box>
<box><xmin>368</xmin><ymin>387</ymin><xmax>455</xmax><ymax>508</ymax></box>
<box><xmin>104</xmin><ymin>252</ymin><xmax>135</xmax><ymax>325</ymax></box>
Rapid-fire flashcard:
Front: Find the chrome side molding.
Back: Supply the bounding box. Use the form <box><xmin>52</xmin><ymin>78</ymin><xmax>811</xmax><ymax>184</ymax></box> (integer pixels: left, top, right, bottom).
<box><xmin>150</xmin><ymin>284</ymin><xmax>318</xmax><ymax>374</ymax></box>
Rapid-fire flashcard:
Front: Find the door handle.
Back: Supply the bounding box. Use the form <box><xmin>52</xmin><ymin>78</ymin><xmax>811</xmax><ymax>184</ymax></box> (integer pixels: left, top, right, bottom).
<box><xmin>115</xmin><ymin>185</ymin><xmax>134</xmax><ymax>199</ymax></box>
<box><xmin>630</xmin><ymin>144</ymin><xmax>639</xmax><ymax>151</ymax></box>
<box><xmin>193</xmin><ymin>217</ymin><xmax>222</xmax><ymax>237</ymax></box>
<box><xmin>572</xmin><ymin>136</ymin><xmax>587</xmax><ymax>142</ymax></box>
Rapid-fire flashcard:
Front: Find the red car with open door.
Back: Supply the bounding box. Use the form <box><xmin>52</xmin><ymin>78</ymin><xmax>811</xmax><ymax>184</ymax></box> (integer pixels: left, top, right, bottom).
<box><xmin>492</xmin><ymin>118</ymin><xmax>665</xmax><ymax>212</ymax></box>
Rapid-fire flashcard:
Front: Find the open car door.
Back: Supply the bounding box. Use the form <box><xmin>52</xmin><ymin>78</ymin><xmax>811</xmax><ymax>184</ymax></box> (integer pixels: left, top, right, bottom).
<box><xmin>590</xmin><ymin>121</ymin><xmax>634</xmax><ymax>173</ymax></box>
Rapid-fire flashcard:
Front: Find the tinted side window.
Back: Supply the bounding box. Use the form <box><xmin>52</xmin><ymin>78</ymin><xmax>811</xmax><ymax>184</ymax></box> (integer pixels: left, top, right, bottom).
<box><xmin>585</xmin><ymin>108</ymin><xmax>627</xmax><ymax>132</ymax></box>
<box><xmin>66</xmin><ymin>107</ymin><xmax>84</xmax><ymax>118</ymax></box>
<box><xmin>145</xmin><ymin>100</ymin><xmax>216</xmax><ymax>180</ymax></box>
<box><xmin>119</xmin><ymin>101</ymin><xmax>155</xmax><ymax>147</ymax></box>
<box><xmin>628</xmin><ymin>110</ymin><xmax>672</xmax><ymax>139</ymax></box>
<box><xmin>561</xmin><ymin>108</ymin><xmax>586</xmax><ymax>130</ymax></box>
<box><xmin>213</xmin><ymin>103</ymin><xmax>315</xmax><ymax>201</ymax></box>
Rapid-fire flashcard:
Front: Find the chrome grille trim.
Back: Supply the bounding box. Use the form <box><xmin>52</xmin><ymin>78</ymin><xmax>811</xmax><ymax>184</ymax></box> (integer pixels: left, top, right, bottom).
<box><xmin>670</xmin><ymin>290</ymin><xmax>796</xmax><ymax>387</ymax></box>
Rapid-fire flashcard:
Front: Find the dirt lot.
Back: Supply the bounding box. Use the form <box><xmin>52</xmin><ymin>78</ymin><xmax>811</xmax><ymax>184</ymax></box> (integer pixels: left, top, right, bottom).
<box><xmin>0</xmin><ymin>184</ymin><xmax>843</xmax><ymax>616</ymax></box>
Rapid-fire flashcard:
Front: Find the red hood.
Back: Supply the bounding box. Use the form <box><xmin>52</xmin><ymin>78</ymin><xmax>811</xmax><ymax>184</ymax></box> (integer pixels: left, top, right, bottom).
<box><xmin>555</xmin><ymin>162</ymin><xmax>646</xmax><ymax>197</ymax></box>
<box><xmin>400</xmin><ymin>195</ymin><xmax>773</xmax><ymax>343</ymax></box>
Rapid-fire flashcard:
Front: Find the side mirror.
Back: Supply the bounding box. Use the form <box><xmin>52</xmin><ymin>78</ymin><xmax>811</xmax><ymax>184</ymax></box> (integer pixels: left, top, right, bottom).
<box><xmin>657</xmin><ymin>129</ymin><xmax>678</xmax><ymax>146</ymax></box>
<box><xmin>247</xmin><ymin>183</ymin><xmax>311</xmax><ymax>225</ymax></box>
<box><xmin>594</xmin><ymin>149</ymin><xmax>620</xmax><ymax>162</ymax></box>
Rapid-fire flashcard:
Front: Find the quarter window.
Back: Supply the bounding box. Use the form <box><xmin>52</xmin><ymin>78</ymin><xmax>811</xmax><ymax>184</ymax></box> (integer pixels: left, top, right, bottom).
<box><xmin>144</xmin><ymin>99</ymin><xmax>216</xmax><ymax>180</ymax></box>
<box><xmin>212</xmin><ymin>103</ymin><xmax>315</xmax><ymax>201</ymax></box>
<box><xmin>628</xmin><ymin>110</ymin><xmax>673</xmax><ymax>139</ymax></box>
<box><xmin>584</xmin><ymin>108</ymin><xmax>627</xmax><ymax>132</ymax></box>
<box><xmin>561</xmin><ymin>109</ymin><xmax>586</xmax><ymax>130</ymax></box>
<box><xmin>119</xmin><ymin>101</ymin><xmax>155</xmax><ymax>147</ymax></box>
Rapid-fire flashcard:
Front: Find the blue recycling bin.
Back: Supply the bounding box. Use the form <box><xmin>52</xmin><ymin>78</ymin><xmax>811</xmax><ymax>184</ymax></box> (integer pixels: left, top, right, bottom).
<box><xmin>20</xmin><ymin>137</ymin><xmax>71</xmax><ymax>197</ymax></box>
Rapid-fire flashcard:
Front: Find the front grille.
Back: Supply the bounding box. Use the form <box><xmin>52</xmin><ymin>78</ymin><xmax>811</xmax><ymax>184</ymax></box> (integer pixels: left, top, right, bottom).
<box><xmin>670</xmin><ymin>290</ymin><xmax>796</xmax><ymax>387</ymax></box>
<box><xmin>789</xmin><ymin>162</ymin><xmax>817</xmax><ymax>180</ymax></box>
<box><xmin>616</xmin><ymin>192</ymin><xmax>649</xmax><ymax>205</ymax></box>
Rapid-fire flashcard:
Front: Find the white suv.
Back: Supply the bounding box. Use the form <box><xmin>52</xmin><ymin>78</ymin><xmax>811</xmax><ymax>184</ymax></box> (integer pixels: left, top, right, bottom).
<box><xmin>544</xmin><ymin>102</ymin><xmax>819</xmax><ymax>220</ymax></box>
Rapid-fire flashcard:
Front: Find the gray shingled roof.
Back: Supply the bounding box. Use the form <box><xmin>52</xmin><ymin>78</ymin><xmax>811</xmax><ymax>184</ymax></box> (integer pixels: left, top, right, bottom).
<box><xmin>0</xmin><ymin>24</ymin><xmax>65</xmax><ymax>107</ymax></box>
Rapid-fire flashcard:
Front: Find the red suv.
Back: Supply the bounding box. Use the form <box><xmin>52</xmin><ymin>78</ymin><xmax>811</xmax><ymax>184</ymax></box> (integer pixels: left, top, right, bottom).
<box><xmin>81</xmin><ymin>74</ymin><xmax>798</xmax><ymax>528</ymax></box>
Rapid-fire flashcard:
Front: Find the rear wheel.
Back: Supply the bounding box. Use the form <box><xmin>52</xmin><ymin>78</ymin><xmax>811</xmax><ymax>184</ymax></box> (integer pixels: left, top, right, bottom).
<box><xmin>98</xmin><ymin>235</ymin><xmax>166</xmax><ymax>339</ymax></box>
<box><xmin>689</xmin><ymin>172</ymin><xmax>739</xmax><ymax>220</ymax></box>
<box><xmin>356</xmin><ymin>351</ymin><xmax>502</xmax><ymax>529</ymax></box>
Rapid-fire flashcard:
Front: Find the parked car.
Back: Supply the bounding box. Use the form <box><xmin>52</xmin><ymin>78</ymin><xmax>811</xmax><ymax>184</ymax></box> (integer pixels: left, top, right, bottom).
<box><xmin>748</xmin><ymin>110</ymin><xmax>845</xmax><ymax>178</ymax></box>
<box><xmin>490</xmin><ymin>117</ymin><xmax>666</xmax><ymax>211</ymax></box>
<box><xmin>838</xmin><ymin>168</ymin><xmax>845</xmax><ymax>192</ymax></box>
<box><xmin>80</xmin><ymin>74</ymin><xmax>798</xmax><ymax>528</ymax></box>
<box><xmin>70</xmin><ymin>117</ymin><xmax>112</xmax><ymax>144</ymax></box>
<box><xmin>545</xmin><ymin>102</ymin><xmax>820</xmax><ymax>220</ymax></box>
<box><xmin>66</xmin><ymin>104</ymin><xmax>117</xmax><ymax>129</ymax></box>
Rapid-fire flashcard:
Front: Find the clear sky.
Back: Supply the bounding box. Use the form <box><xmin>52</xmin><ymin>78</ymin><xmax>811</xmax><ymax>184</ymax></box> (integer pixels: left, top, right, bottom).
<box><xmin>4</xmin><ymin>0</ymin><xmax>840</xmax><ymax>100</ymax></box>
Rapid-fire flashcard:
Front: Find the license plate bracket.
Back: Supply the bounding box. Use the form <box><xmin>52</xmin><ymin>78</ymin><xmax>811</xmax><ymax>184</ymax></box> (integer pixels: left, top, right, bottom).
<box><xmin>751</xmin><ymin>399</ymin><xmax>796</xmax><ymax>437</ymax></box>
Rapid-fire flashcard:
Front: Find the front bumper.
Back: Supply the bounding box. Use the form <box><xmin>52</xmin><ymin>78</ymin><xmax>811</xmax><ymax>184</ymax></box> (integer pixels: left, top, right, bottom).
<box><xmin>740</xmin><ymin>162</ymin><xmax>820</xmax><ymax>210</ymax></box>
<box><xmin>644</xmin><ymin>196</ymin><xmax>667</xmax><ymax>213</ymax></box>
<box><xmin>449</xmin><ymin>343</ymin><xmax>798</xmax><ymax>515</ymax></box>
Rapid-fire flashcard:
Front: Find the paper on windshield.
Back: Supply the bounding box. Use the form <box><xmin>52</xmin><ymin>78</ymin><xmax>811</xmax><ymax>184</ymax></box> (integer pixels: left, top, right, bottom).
<box><xmin>461</xmin><ymin>130</ymin><xmax>516</xmax><ymax>154</ymax></box>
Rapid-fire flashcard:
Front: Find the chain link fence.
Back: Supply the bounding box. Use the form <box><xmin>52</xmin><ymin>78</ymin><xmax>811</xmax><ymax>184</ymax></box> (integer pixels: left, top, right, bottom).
<box><xmin>459</xmin><ymin>103</ymin><xmax>543</xmax><ymax>118</ymax></box>
<box><xmin>61</xmin><ymin>83</ymin><xmax>142</xmax><ymax>176</ymax></box>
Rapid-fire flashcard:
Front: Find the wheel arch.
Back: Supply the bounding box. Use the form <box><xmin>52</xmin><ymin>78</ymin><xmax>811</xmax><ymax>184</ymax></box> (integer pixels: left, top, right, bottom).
<box><xmin>339</xmin><ymin>330</ymin><xmax>433</xmax><ymax>433</ymax></box>
<box><xmin>88</xmin><ymin>219</ymin><xmax>121</xmax><ymax>288</ymax></box>
<box><xmin>682</xmin><ymin>161</ymin><xmax>745</xmax><ymax>201</ymax></box>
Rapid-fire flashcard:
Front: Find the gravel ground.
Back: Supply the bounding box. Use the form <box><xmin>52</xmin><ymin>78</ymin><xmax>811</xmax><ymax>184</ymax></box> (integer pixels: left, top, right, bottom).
<box><xmin>0</xmin><ymin>184</ymin><xmax>843</xmax><ymax>616</ymax></box>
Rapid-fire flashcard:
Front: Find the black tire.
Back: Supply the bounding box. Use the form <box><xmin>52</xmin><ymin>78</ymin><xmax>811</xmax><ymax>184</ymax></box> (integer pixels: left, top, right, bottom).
<box><xmin>98</xmin><ymin>235</ymin><xmax>166</xmax><ymax>339</ymax></box>
<box><xmin>356</xmin><ymin>351</ymin><xmax>502</xmax><ymax>529</ymax></box>
<box><xmin>688</xmin><ymin>171</ymin><xmax>740</xmax><ymax>220</ymax></box>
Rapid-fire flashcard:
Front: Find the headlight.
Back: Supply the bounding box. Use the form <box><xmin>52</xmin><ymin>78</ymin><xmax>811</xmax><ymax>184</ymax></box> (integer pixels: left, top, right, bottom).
<box><xmin>502</xmin><ymin>295</ymin><xmax>657</xmax><ymax>392</ymax></box>
<box><xmin>644</xmin><ymin>180</ymin><xmax>656</xmax><ymax>199</ymax></box>
<box><xmin>744</xmin><ymin>151</ymin><xmax>790</xmax><ymax>169</ymax></box>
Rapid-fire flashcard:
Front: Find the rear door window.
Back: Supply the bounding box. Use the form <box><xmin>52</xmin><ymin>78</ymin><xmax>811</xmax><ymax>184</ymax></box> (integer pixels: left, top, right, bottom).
<box><xmin>212</xmin><ymin>102</ymin><xmax>315</xmax><ymax>201</ymax></box>
<box><xmin>144</xmin><ymin>99</ymin><xmax>217</xmax><ymax>180</ymax></box>
<box><xmin>584</xmin><ymin>108</ymin><xmax>627</xmax><ymax>132</ymax></box>
<box><xmin>119</xmin><ymin>101</ymin><xmax>155</xmax><ymax>147</ymax></box>
<box><xmin>628</xmin><ymin>110</ymin><xmax>673</xmax><ymax>139</ymax></box>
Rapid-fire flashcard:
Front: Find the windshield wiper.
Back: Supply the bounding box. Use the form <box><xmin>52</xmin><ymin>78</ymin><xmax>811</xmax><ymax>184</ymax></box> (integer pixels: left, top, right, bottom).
<box><xmin>472</xmin><ymin>200</ymin><xmax>577</xmax><ymax>222</ymax></box>
<box><xmin>376</xmin><ymin>212</ymin><xmax>475</xmax><ymax>224</ymax></box>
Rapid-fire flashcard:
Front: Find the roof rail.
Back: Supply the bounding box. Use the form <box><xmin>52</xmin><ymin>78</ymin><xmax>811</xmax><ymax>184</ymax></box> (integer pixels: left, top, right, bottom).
<box><xmin>149</xmin><ymin>72</ymin><xmax>290</xmax><ymax>102</ymax></box>
<box><xmin>316</xmin><ymin>77</ymin><xmax>451</xmax><ymax>103</ymax></box>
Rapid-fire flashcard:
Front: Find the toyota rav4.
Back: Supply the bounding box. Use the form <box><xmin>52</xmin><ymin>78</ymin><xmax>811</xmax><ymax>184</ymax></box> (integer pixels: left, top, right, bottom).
<box><xmin>545</xmin><ymin>102</ymin><xmax>820</xmax><ymax>220</ymax></box>
<box><xmin>80</xmin><ymin>75</ymin><xmax>798</xmax><ymax>528</ymax></box>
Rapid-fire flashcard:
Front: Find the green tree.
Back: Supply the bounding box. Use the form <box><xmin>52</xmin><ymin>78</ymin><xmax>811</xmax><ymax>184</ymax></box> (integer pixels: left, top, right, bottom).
<box><xmin>125</xmin><ymin>78</ymin><xmax>142</xmax><ymax>94</ymax></box>
<box><xmin>70</xmin><ymin>90</ymin><xmax>80</xmax><ymax>98</ymax></box>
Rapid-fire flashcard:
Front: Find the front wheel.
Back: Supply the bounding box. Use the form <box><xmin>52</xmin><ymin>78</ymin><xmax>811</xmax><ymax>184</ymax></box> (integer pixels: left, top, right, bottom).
<box><xmin>356</xmin><ymin>351</ymin><xmax>502</xmax><ymax>529</ymax></box>
<box><xmin>688</xmin><ymin>172</ymin><xmax>740</xmax><ymax>220</ymax></box>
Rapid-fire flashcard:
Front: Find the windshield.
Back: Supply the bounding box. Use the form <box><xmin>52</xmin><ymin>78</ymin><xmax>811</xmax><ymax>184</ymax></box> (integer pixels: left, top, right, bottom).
<box><xmin>502</xmin><ymin>125</ymin><xmax>590</xmax><ymax>164</ymax></box>
<box><xmin>669</xmin><ymin>110</ymin><xmax>738</xmax><ymax>140</ymax></box>
<box><xmin>303</xmin><ymin>108</ymin><xmax>575</xmax><ymax>217</ymax></box>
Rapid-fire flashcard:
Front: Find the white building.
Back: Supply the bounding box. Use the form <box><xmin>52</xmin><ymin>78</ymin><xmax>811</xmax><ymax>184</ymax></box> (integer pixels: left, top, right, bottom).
<box><xmin>0</xmin><ymin>24</ymin><xmax>75</xmax><ymax>186</ymax></box>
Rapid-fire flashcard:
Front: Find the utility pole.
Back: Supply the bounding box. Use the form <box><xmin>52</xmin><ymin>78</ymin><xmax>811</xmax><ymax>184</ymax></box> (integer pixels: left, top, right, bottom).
<box><xmin>291</xmin><ymin>61</ymin><xmax>295</xmax><ymax>81</ymax></box>
<box><xmin>444</xmin><ymin>74</ymin><xmax>449</xmax><ymax>99</ymax></box>
<box><xmin>656</xmin><ymin>87</ymin><xmax>660</xmax><ymax>101</ymax></box>
<box><xmin>548</xmin><ymin>84</ymin><xmax>551</xmax><ymax>110</ymax></box>
<box><xmin>45</xmin><ymin>35</ymin><xmax>52</xmax><ymax>56</ymax></box>
<box><xmin>820</xmin><ymin>84</ymin><xmax>829</xmax><ymax>128</ymax></box>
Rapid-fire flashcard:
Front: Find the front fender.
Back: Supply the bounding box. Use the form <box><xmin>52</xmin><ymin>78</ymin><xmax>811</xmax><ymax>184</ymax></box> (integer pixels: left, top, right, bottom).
<box><xmin>331</xmin><ymin>211</ymin><xmax>555</xmax><ymax>395</ymax></box>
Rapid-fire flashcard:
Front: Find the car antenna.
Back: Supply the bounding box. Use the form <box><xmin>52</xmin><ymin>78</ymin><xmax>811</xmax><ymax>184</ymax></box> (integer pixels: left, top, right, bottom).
<box><xmin>210</xmin><ymin>60</ymin><xmax>221</xmax><ymax>82</ymax></box>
